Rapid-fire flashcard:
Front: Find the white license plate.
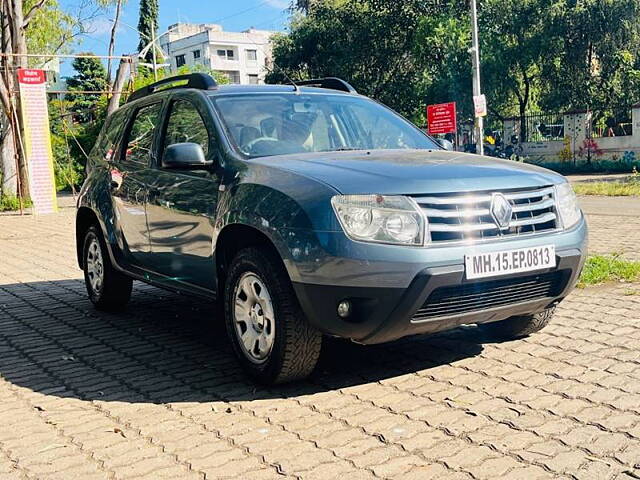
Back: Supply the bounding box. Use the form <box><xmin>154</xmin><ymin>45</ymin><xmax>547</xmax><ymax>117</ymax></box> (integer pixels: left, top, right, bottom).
<box><xmin>465</xmin><ymin>245</ymin><xmax>556</xmax><ymax>280</ymax></box>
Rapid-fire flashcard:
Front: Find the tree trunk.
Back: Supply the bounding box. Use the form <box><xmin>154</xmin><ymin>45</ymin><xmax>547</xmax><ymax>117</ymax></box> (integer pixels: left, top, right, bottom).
<box><xmin>106</xmin><ymin>0</ymin><xmax>123</xmax><ymax>86</ymax></box>
<box><xmin>0</xmin><ymin>114</ymin><xmax>18</xmax><ymax>197</ymax></box>
<box><xmin>107</xmin><ymin>57</ymin><xmax>130</xmax><ymax>115</ymax></box>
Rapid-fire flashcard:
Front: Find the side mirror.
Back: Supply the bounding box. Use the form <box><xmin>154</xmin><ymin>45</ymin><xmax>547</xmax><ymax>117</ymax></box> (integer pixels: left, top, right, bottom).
<box><xmin>436</xmin><ymin>138</ymin><xmax>455</xmax><ymax>151</ymax></box>
<box><xmin>162</xmin><ymin>142</ymin><xmax>211</xmax><ymax>169</ymax></box>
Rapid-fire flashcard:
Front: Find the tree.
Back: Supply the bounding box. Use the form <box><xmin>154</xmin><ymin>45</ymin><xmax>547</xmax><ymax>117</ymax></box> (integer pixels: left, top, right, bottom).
<box><xmin>268</xmin><ymin>0</ymin><xmax>444</xmax><ymax>120</ymax></box>
<box><xmin>137</xmin><ymin>0</ymin><xmax>158</xmax><ymax>66</ymax></box>
<box><xmin>66</xmin><ymin>53</ymin><xmax>108</xmax><ymax>121</ymax></box>
<box><xmin>95</xmin><ymin>0</ymin><xmax>127</xmax><ymax>85</ymax></box>
<box><xmin>0</xmin><ymin>0</ymin><xmax>77</xmax><ymax>198</ymax></box>
<box><xmin>540</xmin><ymin>0</ymin><xmax>640</xmax><ymax>111</ymax></box>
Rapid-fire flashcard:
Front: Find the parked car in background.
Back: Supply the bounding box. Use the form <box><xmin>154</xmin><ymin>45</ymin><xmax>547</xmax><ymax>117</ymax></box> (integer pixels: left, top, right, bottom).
<box><xmin>76</xmin><ymin>74</ymin><xmax>588</xmax><ymax>384</ymax></box>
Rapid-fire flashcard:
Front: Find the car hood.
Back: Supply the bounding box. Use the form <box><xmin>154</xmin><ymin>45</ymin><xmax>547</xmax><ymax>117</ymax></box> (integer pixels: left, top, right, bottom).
<box><xmin>251</xmin><ymin>149</ymin><xmax>565</xmax><ymax>194</ymax></box>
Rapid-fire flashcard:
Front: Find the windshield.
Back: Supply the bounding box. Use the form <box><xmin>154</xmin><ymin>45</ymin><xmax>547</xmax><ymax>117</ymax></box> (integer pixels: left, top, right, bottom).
<box><xmin>211</xmin><ymin>93</ymin><xmax>439</xmax><ymax>158</ymax></box>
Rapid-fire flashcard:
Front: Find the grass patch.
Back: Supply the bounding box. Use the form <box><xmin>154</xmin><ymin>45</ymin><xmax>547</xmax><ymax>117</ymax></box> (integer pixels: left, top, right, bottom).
<box><xmin>573</xmin><ymin>181</ymin><xmax>640</xmax><ymax>196</ymax></box>
<box><xmin>0</xmin><ymin>195</ymin><xmax>31</xmax><ymax>212</ymax></box>
<box><xmin>578</xmin><ymin>255</ymin><xmax>640</xmax><ymax>287</ymax></box>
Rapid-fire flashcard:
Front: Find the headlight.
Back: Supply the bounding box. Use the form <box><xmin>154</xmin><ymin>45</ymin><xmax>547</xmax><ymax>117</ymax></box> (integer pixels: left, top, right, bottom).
<box><xmin>331</xmin><ymin>195</ymin><xmax>426</xmax><ymax>246</ymax></box>
<box><xmin>555</xmin><ymin>182</ymin><xmax>582</xmax><ymax>229</ymax></box>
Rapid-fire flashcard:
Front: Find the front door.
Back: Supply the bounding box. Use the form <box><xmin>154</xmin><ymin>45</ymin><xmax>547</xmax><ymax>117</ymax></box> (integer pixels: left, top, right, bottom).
<box><xmin>112</xmin><ymin>101</ymin><xmax>163</xmax><ymax>266</ymax></box>
<box><xmin>145</xmin><ymin>95</ymin><xmax>220</xmax><ymax>290</ymax></box>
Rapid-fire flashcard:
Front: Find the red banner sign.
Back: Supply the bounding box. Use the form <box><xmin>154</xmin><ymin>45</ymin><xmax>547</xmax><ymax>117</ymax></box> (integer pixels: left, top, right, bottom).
<box><xmin>427</xmin><ymin>102</ymin><xmax>457</xmax><ymax>135</ymax></box>
<box><xmin>17</xmin><ymin>68</ymin><xmax>46</xmax><ymax>84</ymax></box>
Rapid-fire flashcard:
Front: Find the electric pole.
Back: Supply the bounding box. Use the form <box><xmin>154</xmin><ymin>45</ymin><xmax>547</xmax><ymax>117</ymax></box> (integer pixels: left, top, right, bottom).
<box><xmin>470</xmin><ymin>0</ymin><xmax>484</xmax><ymax>156</ymax></box>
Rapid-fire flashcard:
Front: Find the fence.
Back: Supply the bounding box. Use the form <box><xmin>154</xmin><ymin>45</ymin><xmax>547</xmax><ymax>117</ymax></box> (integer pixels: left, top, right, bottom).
<box><xmin>590</xmin><ymin>107</ymin><xmax>633</xmax><ymax>138</ymax></box>
<box><xmin>522</xmin><ymin>112</ymin><xmax>565</xmax><ymax>143</ymax></box>
<box><xmin>503</xmin><ymin>104</ymin><xmax>640</xmax><ymax>162</ymax></box>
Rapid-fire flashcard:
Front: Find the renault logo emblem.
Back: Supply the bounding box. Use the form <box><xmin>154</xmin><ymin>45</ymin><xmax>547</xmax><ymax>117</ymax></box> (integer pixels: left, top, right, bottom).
<box><xmin>490</xmin><ymin>193</ymin><xmax>513</xmax><ymax>230</ymax></box>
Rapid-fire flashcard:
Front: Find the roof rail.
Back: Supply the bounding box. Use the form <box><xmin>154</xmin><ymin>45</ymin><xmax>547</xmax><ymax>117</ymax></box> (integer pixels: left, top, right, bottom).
<box><xmin>295</xmin><ymin>77</ymin><xmax>357</xmax><ymax>94</ymax></box>
<box><xmin>127</xmin><ymin>73</ymin><xmax>218</xmax><ymax>103</ymax></box>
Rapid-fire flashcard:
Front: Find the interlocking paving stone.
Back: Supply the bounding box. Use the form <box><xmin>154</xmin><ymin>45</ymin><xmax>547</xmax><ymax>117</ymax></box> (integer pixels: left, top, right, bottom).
<box><xmin>0</xmin><ymin>200</ymin><xmax>639</xmax><ymax>479</ymax></box>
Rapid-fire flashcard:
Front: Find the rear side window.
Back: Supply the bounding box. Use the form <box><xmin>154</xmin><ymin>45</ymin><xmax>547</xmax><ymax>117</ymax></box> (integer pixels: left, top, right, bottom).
<box><xmin>122</xmin><ymin>103</ymin><xmax>162</xmax><ymax>166</ymax></box>
<box><xmin>162</xmin><ymin>100</ymin><xmax>210</xmax><ymax>158</ymax></box>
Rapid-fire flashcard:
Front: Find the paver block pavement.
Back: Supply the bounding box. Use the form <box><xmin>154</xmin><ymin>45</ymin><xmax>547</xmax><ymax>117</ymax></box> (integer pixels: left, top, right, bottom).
<box><xmin>1</xmin><ymin>199</ymin><xmax>639</xmax><ymax>479</ymax></box>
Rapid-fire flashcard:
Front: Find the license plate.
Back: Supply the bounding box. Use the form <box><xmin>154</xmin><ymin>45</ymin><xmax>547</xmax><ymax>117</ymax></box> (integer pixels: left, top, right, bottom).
<box><xmin>465</xmin><ymin>245</ymin><xmax>556</xmax><ymax>280</ymax></box>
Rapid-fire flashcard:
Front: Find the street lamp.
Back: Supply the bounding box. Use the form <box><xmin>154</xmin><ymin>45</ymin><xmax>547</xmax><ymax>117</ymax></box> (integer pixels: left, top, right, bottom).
<box><xmin>470</xmin><ymin>0</ymin><xmax>484</xmax><ymax>156</ymax></box>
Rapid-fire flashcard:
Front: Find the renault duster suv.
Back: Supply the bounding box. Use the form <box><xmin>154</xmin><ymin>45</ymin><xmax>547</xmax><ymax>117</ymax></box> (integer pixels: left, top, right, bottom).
<box><xmin>76</xmin><ymin>74</ymin><xmax>587</xmax><ymax>384</ymax></box>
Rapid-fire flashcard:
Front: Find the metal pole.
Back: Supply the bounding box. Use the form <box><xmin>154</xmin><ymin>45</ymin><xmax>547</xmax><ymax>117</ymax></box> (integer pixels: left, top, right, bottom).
<box><xmin>470</xmin><ymin>0</ymin><xmax>484</xmax><ymax>156</ymax></box>
<box><xmin>151</xmin><ymin>28</ymin><xmax>158</xmax><ymax>81</ymax></box>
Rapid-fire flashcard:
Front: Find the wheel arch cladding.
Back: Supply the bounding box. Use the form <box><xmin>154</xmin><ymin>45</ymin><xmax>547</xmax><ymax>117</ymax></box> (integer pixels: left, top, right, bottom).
<box><xmin>215</xmin><ymin>222</ymin><xmax>293</xmax><ymax>297</ymax></box>
<box><xmin>76</xmin><ymin>207</ymin><xmax>100</xmax><ymax>268</ymax></box>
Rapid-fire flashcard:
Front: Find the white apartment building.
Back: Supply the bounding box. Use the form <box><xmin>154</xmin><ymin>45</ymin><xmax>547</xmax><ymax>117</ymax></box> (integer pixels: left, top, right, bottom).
<box><xmin>159</xmin><ymin>23</ymin><xmax>276</xmax><ymax>85</ymax></box>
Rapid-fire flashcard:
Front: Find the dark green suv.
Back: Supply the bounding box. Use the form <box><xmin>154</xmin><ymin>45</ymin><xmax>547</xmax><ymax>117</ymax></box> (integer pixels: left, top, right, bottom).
<box><xmin>76</xmin><ymin>74</ymin><xmax>587</xmax><ymax>384</ymax></box>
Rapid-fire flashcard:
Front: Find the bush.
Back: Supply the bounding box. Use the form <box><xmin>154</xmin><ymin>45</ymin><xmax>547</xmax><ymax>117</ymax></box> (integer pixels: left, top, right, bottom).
<box><xmin>527</xmin><ymin>156</ymin><xmax>640</xmax><ymax>175</ymax></box>
<box><xmin>0</xmin><ymin>195</ymin><xmax>32</xmax><ymax>212</ymax></box>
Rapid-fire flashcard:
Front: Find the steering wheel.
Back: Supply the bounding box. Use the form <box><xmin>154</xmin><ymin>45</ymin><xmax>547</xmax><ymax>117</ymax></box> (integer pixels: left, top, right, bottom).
<box><xmin>244</xmin><ymin>136</ymin><xmax>280</xmax><ymax>154</ymax></box>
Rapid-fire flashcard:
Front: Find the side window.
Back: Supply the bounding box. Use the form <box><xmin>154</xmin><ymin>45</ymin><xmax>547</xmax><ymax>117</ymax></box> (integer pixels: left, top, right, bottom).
<box><xmin>93</xmin><ymin>108</ymin><xmax>127</xmax><ymax>162</ymax></box>
<box><xmin>123</xmin><ymin>103</ymin><xmax>162</xmax><ymax>166</ymax></box>
<box><xmin>162</xmin><ymin>100</ymin><xmax>210</xmax><ymax>158</ymax></box>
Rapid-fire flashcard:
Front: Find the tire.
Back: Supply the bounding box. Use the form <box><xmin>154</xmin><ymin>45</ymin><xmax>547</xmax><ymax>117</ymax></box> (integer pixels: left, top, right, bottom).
<box><xmin>83</xmin><ymin>225</ymin><xmax>133</xmax><ymax>312</ymax></box>
<box><xmin>224</xmin><ymin>246</ymin><xmax>322</xmax><ymax>384</ymax></box>
<box><xmin>482</xmin><ymin>307</ymin><xmax>555</xmax><ymax>339</ymax></box>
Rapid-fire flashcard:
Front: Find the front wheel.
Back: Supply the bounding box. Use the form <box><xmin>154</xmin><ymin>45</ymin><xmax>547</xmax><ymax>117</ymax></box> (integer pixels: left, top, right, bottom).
<box><xmin>482</xmin><ymin>307</ymin><xmax>555</xmax><ymax>339</ymax></box>
<box><xmin>224</xmin><ymin>247</ymin><xmax>322</xmax><ymax>384</ymax></box>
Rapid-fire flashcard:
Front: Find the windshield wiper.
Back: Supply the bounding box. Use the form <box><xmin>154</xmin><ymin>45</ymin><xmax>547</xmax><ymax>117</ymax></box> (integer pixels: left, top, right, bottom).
<box><xmin>325</xmin><ymin>147</ymin><xmax>362</xmax><ymax>152</ymax></box>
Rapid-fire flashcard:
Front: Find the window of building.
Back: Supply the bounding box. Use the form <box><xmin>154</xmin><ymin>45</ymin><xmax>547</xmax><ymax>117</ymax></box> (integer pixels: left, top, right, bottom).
<box><xmin>192</xmin><ymin>49</ymin><xmax>201</xmax><ymax>60</ymax></box>
<box><xmin>219</xmin><ymin>70</ymin><xmax>240</xmax><ymax>84</ymax></box>
<box><xmin>246</xmin><ymin>49</ymin><xmax>257</xmax><ymax>62</ymax></box>
<box><xmin>248</xmin><ymin>74</ymin><xmax>259</xmax><ymax>85</ymax></box>
<box><xmin>162</xmin><ymin>100</ymin><xmax>210</xmax><ymax>159</ymax></box>
<box><xmin>175</xmin><ymin>54</ymin><xmax>186</xmax><ymax>68</ymax></box>
<box><xmin>216</xmin><ymin>49</ymin><xmax>235</xmax><ymax>60</ymax></box>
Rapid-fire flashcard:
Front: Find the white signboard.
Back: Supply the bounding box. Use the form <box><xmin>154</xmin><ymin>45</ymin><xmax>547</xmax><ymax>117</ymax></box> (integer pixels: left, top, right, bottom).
<box><xmin>473</xmin><ymin>94</ymin><xmax>487</xmax><ymax>118</ymax></box>
<box><xmin>18</xmin><ymin>68</ymin><xmax>58</xmax><ymax>214</ymax></box>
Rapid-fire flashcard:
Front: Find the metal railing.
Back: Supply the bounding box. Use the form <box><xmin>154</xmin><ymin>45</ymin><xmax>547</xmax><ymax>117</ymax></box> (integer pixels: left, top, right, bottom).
<box><xmin>590</xmin><ymin>107</ymin><xmax>633</xmax><ymax>137</ymax></box>
<box><xmin>522</xmin><ymin>113</ymin><xmax>565</xmax><ymax>143</ymax></box>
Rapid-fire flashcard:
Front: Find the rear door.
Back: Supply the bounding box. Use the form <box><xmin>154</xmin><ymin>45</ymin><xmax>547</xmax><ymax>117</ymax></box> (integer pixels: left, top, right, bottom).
<box><xmin>111</xmin><ymin>101</ymin><xmax>163</xmax><ymax>266</ymax></box>
<box><xmin>145</xmin><ymin>92</ymin><xmax>221</xmax><ymax>290</ymax></box>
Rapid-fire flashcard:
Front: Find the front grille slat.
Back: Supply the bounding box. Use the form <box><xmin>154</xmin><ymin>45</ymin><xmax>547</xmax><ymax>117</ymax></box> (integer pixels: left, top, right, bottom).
<box><xmin>511</xmin><ymin>212</ymin><xmax>556</xmax><ymax>227</ymax></box>
<box><xmin>413</xmin><ymin>271</ymin><xmax>563</xmax><ymax>321</ymax></box>
<box><xmin>417</xmin><ymin>287</ymin><xmax>553</xmax><ymax>317</ymax></box>
<box><xmin>412</xmin><ymin>186</ymin><xmax>559</xmax><ymax>244</ymax></box>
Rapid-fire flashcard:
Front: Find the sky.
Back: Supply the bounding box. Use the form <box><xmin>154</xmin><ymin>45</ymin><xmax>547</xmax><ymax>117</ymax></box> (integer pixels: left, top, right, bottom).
<box><xmin>57</xmin><ymin>0</ymin><xmax>291</xmax><ymax>76</ymax></box>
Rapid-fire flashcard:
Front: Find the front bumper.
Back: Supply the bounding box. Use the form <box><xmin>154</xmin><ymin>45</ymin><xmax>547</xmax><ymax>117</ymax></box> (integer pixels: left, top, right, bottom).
<box><xmin>291</xmin><ymin>218</ymin><xmax>588</xmax><ymax>344</ymax></box>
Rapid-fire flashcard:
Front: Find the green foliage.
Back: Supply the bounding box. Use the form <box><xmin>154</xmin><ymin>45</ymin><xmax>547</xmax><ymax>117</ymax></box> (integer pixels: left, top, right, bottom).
<box><xmin>137</xmin><ymin>0</ymin><xmax>159</xmax><ymax>65</ymax></box>
<box><xmin>572</xmin><ymin>167</ymin><xmax>640</xmax><ymax>196</ymax></box>
<box><xmin>132</xmin><ymin>64</ymin><xmax>229</xmax><ymax>91</ymax></box>
<box><xmin>0</xmin><ymin>195</ymin><xmax>32</xmax><ymax>212</ymax></box>
<box><xmin>529</xmin><ymin>158</ymin><xmax>640</xmax><ymax>175</ymax></box>
<box><xmin>267</xmin><ymin>0</ymin><xmax>448</xmax><ymax>119</ymax></box>
<box><xmin>578</xmin><ymin>255</ymin><xmax>640</xmax><ymax>287</ymax></box>
<box><xmin>65</xmin><ymin>54</ymin><xmax>108</xmax><ymax>121</ymax></box>
<box><xmin>271</xmin><ymin>0</ymin><xmax>640</xmax><ymax>123</ymax></box>
<box><xmin>24</xmin><ymin>0</ymin><xmax>77</xmax><ymax>58</ymax></box>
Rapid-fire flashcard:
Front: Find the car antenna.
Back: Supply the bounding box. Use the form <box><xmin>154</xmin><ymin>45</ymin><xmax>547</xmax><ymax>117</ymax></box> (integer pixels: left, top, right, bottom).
<box><xmin>279</xmin><ymin>68</ymin><xmax>300</xmax><ymax>94</ymax></box>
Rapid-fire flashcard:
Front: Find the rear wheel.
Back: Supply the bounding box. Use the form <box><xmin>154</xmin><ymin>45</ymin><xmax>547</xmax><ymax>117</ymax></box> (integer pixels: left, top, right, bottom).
<box><xmin>224</xmin><ymin>247</ymin><xmax>322</xmax><ymax>384</ymax></box>
<box><xmin>83</xmin><ymin>226</ymin><xmax>132</xmax><ymax>311</ymax></box>
<box><xmin>482</xmin><ymin>307</ymin><xmax>555</xmax><ymax>339</ymax></box>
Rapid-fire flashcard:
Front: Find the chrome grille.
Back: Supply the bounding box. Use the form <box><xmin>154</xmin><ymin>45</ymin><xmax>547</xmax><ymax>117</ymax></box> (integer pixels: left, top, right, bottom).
<box><xmin>412</xmin><ymin>186</ymin><xmax>559</xmax><ymax>243</ymax></box>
